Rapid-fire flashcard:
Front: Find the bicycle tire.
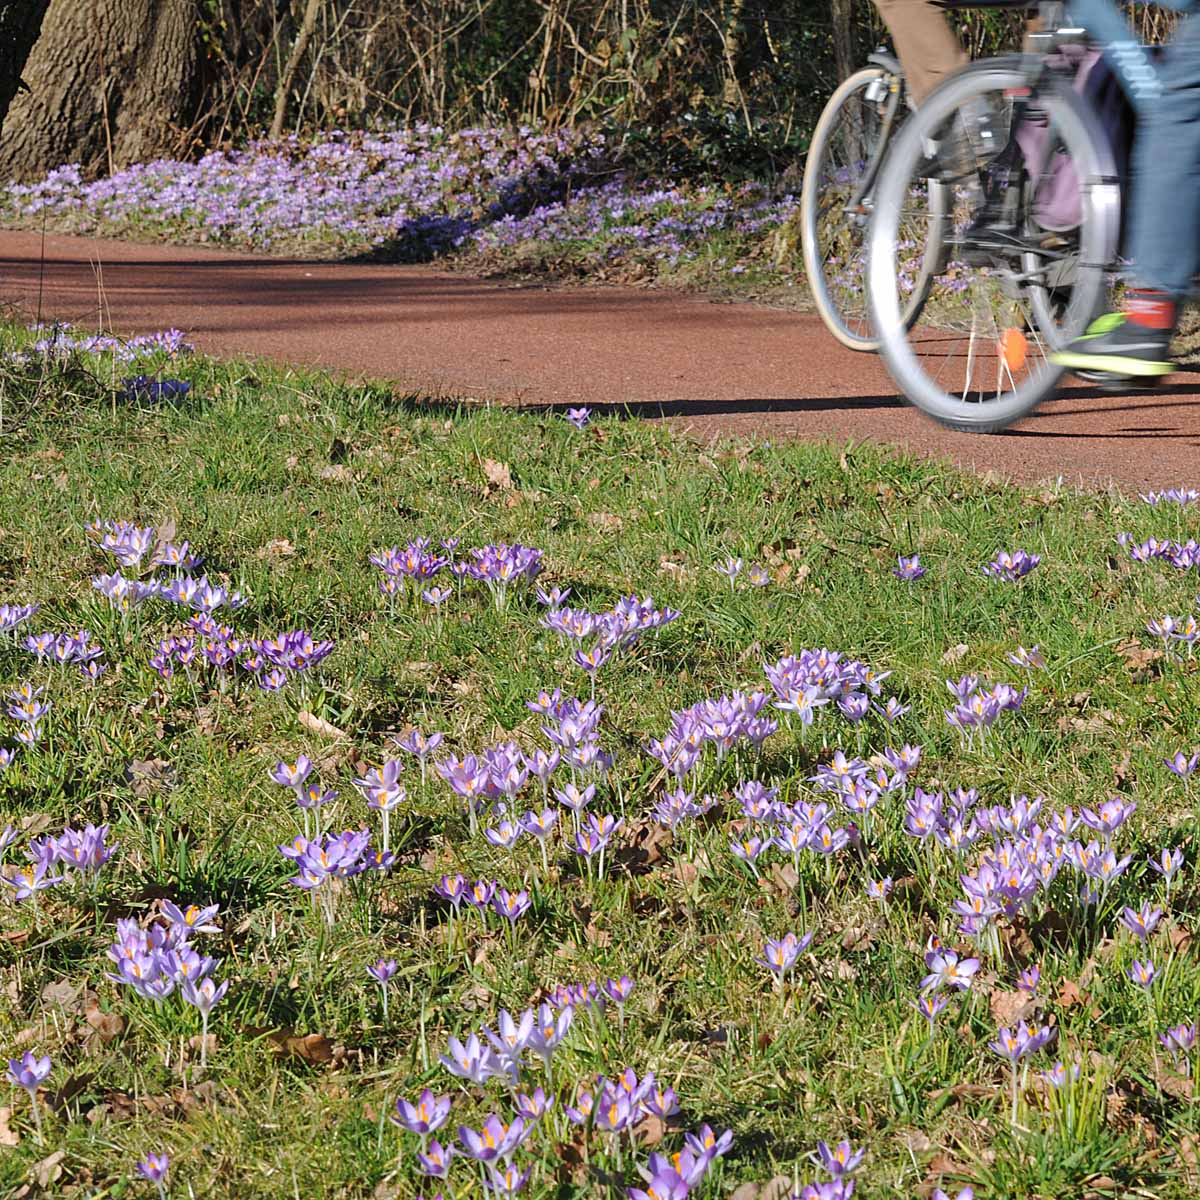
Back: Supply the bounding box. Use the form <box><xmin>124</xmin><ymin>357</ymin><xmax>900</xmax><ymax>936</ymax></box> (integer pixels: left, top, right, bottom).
<box><xmin>800</xmin><ymin>66</ymin><xmax>946</xmax><ymax>353</ymax></box>
<box><xmin>866</xmin><ymin>59</ymin><xmax>1120</xmax><ymax>432</ymax></box>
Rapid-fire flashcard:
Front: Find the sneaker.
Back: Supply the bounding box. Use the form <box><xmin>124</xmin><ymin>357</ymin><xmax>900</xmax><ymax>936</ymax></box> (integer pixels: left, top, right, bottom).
<box><xmin>1051</xmin><ymin>312</ymin><xmax>1174</xmax><ymax>379</ymax></box>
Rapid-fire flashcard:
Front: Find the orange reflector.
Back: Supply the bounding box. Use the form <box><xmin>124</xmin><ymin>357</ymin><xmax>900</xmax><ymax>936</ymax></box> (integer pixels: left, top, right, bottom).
<box><xmin>999</xmin><ymin>327</ymin><xmax>1027</xmax><ymax>372</ymax></box>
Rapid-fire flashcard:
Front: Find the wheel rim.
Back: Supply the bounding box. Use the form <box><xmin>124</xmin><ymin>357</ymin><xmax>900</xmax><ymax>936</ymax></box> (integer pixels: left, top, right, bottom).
<box><xmin>867</xmin><ymin>67</ymin><xmax>1117</xmax><ymax>428</ymax></box>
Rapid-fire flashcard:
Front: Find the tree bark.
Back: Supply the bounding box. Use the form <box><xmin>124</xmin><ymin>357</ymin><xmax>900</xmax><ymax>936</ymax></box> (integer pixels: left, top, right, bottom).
<box><xmin>830</xmin><ymin>0</ymin><xmax>855</xmax><ymax>85</ymax></box>
<box><xmin>271</xmin><ymin>0</ymin><xmax>323</xmax><ymax>139</ymax></box>
<box><xmin>0</xmin><ymin>0</ymin><xmax>52</xmax><ymax>135</ymax></box>
<box><xmin>0</xmin><ymin>0</ymin><xmax>200</xmax><ymax>182</ymax></box>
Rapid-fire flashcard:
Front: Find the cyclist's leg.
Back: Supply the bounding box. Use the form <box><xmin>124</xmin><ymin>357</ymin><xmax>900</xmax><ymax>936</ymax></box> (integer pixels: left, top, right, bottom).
<box><xmin>873</xmin><ymin>0</ymin><xmax>967</xmax><ymax>104</ymax></box>
<box><xmin>1054</xmin><ymin>15</ymin><xmax>1200</xmax><ymax>377</ymax></box>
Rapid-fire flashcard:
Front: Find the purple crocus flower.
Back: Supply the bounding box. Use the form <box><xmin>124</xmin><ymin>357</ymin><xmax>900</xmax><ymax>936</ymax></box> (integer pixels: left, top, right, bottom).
<box><xmin>416</xmin><ymin>1139</ymin><xmax>454</xmax><ymax>1177</ymax></box>
<box><xmin>1129</xmin><ymin>960</ymin><xmax>1158</xmax><ymax>989</ymax></box>
<box><xmin>921</xmin><ymin>949</ymin><xmax>980</xmax><ymax>993</ymax></box>
<box><xmin>1120</xmin><ymin>903</ymin><xmax>1163</xmax><ymax>942</ymax></box>
<box><xmin>912</xmin><ymin>992</ymin><xmax>949</xmax><ymax>1034</ymax></box>
<box><xmin>566</xmin><ymin>407</ymin><xmax>591</xmax><ymax>429</ymax></box>
<box><xmin>514</xmin><ymin>1086</ymin><xmax>554</xmax><ymax>1121</ymax></box>
<box><xmin>6</xmin><ymin>1051</ymin><xmax>51</xmax><ymax>1092</ymax></box>
<box><xmin>866</xmin><ymin>877</ymin><xmax>893</xmax><ymax>902</ymax></box>
<box><xmin>137</xmin><ymin>1151</ymin><xmax>170</xmax><ymax>1198</ymax></box>
<box><xmin>457</xmin><ymin>1114</ymin><xmax>527</xmax><ymax>1161</ymax></box>
<box><xmin>1016</xmin><ymin>965</ymin><xmax>1040</xmax><ymax>995</ymax></box>
<box><xmin>813</xmin><ymin>1139</ymin><xmax>865</xmax><ymax>1177</ymax></box>
<box><xmin>393</xmin><ymin>1088</ymin><xmax>451</xmax><ymax>1135</ymax></box>
<box><xmin>894</xmin><ymin>554</ymin><xmax>926</xmax><ymax>581</ymax></box>
<box><xmin>439</xmin><ymin>1033</ymin><xmax>500</xmax><ymax>1084</ymax></box>
<box><xmin>1164</xmin><ymin>751</ymin><xmax>1199</xmax><ymax>778</ymax></box>
<box><xmin>486</xmin><ymin>1164</ymin><xmax>532</xmax><ymax>1195</ymax></box>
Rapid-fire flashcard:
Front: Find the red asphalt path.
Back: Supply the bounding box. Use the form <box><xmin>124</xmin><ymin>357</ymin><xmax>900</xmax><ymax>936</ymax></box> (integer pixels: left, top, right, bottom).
<box><xmin>3</xmin><ymin>230</ymin><xmax>1200</xmax><ymax>491</ymax></box>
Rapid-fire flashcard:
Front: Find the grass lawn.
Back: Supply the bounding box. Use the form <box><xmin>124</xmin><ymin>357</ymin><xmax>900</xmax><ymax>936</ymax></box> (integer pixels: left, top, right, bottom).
<box><xmin>0</xmin><ymin>323</ymin><xmax>1198</xmax><ymax>1199</ymax></box>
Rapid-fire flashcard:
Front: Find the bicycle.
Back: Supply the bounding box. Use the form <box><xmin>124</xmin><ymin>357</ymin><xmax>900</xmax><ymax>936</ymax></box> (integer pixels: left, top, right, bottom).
<box><xmin>865</xmin><ymin>0</ymin><xmax>1157</xmax><ymax>432</ymax></box>
<box><xmin>800</xmin><ymin>49</ymin><xmax>949</xmax><ymax>351</ymax></box>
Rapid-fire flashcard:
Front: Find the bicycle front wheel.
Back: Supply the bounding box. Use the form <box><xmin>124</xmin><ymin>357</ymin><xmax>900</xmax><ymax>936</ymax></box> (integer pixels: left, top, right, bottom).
<box><xmin>866</xmin><ymin>60</ymin><xmax>1120</xmax><ymax>432</ymax></box>
<box><xmin>801</xmin><ymin>65</ymin><xmax>946</xmax><ymax>352</ymax></box>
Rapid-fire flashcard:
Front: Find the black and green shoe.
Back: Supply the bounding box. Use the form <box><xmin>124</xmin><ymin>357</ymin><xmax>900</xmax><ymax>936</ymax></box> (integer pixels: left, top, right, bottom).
<box><xmin>1051</xmin><ymin>312</ymin><xmax>1174</xmax><ymax>380</ymax></box>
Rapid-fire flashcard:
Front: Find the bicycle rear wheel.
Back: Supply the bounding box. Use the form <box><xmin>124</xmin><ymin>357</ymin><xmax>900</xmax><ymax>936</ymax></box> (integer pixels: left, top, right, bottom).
<box><xmin>801</xmin><ymin>65</ymin><xmax>946</xmax><ymax>352</ymax></box>
<box><xmin>866</xmin><ymin>60</ymin><xmax>1120</xmax><ymax>432</ymax></box>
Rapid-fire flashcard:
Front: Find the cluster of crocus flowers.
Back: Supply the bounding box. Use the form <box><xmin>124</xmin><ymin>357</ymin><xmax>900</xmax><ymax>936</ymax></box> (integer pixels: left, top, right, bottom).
<box><xmin>22</xmin><ymin>629</ymin><xmax>105</xmax><ymax>681</ymax></box>
<box><xmin>627</xmin><ymin>1124</ymin><xmax>734</xmax><ymax>1199</ymax></box>
<box><xmin>1119</xmin><ymin>530</ymin><xmax>1200</xmax><ymax>572</ymax></box>
<box><xmin>6</xmin><ymin>682</ymin><xmax>52</xmax><ymax>746</ymax></box>
<box><xmin>0</xmin><ymin>602</ymin><xmax>40</xmax><ymax>635</ymax></box>
<box><xmin>370</xmin><ymin>537</ymin><xmax>451</xmax><ymax>597</ymax></box>
<box><xmin>106</xmin><ymin>903</ymin><xmax>229</xmax><ymax>1058</ymax></box>
<box><xmin>646</xmin><ymin>690</ymin><xmax>777</xmax><ymax>782</ymax></box>
<box><xmin>269</xmin><ymin>754</ymin><xmax>337</xmax><ymax>838</ymax></box>
<box><xmin>990</xmin><ymin>1020</ymin><xmax>1055</xmax><ymax>1124</ymax></box>
<box><xmin>279</xmin><ymin>829</ymin><xmax>389</xmax><ymax>923</ymax></box>
<box><xmin>543</xmin><ymin>594</ymin><xmax>680</xmax><ymax>691</ymax></box>
<box><xmin>789</xmin><ymin>1139</ymin><xmax>866</xmax><ymax>1200</ymax></box>
<box><xmin>764</xmin><ymin>649</ymin><xmax>893</xmax><ymax>732</ymax></box>
<box><xmin>150</xmin><ymin>617</ymin><xmax>333</xmax><ymax>692</ymax></box>
<box><xmin>353</xmin><ymin>758</ymin><xmax>405</xmax><ymax>853</ymax></box>
<box><xmin>943</xmin><ymin>675</ymin><xmax>1026</xmax><ymax>743</ymax></box>
<box><xmin>2</xmin><ymin>819</ymin><xmax>118</xmax><ymax>907</ymax></box>
<box><xmin>912</xmin><ymin>936</ymin><xmax>980</xmax><ymax>1037</ymax></box>
<box><xmin>982</xmin><ymin>548</ymin><xmax>1041</xmax><ymax>581</ymax></box>
<box><xmin>1141</xmin><ymin>488</ymin><xmax>1199</xmax><ymax>505</ymax></box>
<box><xmin>434</xmin><ymin>875</ymin><xmax>532</xmax><ymax>929</ymax></box>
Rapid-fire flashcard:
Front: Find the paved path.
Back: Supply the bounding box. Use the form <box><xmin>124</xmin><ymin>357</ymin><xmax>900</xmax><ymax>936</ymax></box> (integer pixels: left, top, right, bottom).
<box><xmin>3</xmin><ymin>230</ymin><xmax>1200</xmax><ymax>491</ymax></box>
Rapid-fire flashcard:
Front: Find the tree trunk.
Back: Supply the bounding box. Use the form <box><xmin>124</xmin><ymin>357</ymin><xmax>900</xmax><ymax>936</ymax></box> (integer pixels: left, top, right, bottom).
<box><xmin>271</xmin><ymin>0</ymin><xmax>323</xmax><ymax>139</ymax></box>
<box><xmin>0</xmin><ymin>0</ymin><xmax>52</xmax><ymax>135</ymax></box>
<box><xmin>830</xmin><ymin>0</ymin><xmax>855</xmax><ymax>85</ymax></box>
<box><xmin>0</xmin><ymin>0</ymin><xmax>200</xmax><ymax>182</ymax></box>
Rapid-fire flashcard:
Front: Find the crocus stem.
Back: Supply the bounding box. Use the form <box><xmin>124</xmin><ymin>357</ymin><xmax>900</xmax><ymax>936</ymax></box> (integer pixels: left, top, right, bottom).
<box><xmin>29</xmin><ymin>1094</ymin><xmax>43</xmax><ymax>1142</ymax></box>
<box><xmin>382</xmin><ymin>984</ymin><xmax>389</xmax><ymax>1026</ymax></box>
<box><xmin>201</xmin><ymin>1010</ymin><xmax>209</xmax><ymax>1069</ymax></box>
<box><xmin>1010</xmin><ymin>1063</ymin><xmax>1019</xmax><ymax>1126</ymax></box>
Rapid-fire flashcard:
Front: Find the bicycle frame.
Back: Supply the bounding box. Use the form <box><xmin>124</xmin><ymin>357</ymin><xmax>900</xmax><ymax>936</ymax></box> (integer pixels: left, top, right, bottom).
<box><xmin>843</xmin><ymin>50</ymin><xmax>907</xmax><ymax>217</ymax></box>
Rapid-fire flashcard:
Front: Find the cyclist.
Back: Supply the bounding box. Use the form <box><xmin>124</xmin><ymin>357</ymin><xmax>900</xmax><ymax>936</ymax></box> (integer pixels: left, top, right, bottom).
<box><xmin>1052</xmin><ymin>17</ymin><xmax>1200</xmax><ymax>380</ymax></box>
<box><xmin>874</xmin><ymin>0</ymin><xmax>968</xmax><ymax>104</ymax></box>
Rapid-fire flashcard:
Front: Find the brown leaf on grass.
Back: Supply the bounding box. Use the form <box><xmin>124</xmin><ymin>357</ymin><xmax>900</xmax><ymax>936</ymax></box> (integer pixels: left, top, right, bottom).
<box><xmin>758</xmin><ymin>1177</ymin><xmax>797</xmax><ymax>1200</ymax></box>
<box><xmin>126</xmin><ymin>758</ymin><xmax>176</xmax><ymax>798</ymax></box>
<box><xmin>989</xmin><ymin>988</ymin><xmax>1037</xmax><ymax>1026</ymax></box>
<box><xmin>41</xmin><ymin>979</ymin><xmax>84</xmax><ymax>1012</ymax></box>
<box><xmin>587</xmin><ymin>511</ymin><xmax>623</xmax><ymax>532</ymax></box>
<box><xmin>267</xmin><ymin>1030</ymin><xmax>336</xmax><ymax>1064</ymax></box>
<box><xmin>258</xmin><ymin>537</ymin><xmax>295</xmax><ymax>558</ymax></box>
<box><xmin>941</xmin><ymin>643</ymin><xmax>969</xmax><ymax>664</ymax></box>
<box><xmin>729</xmin><ymin>1185</ymin><xmax>761</xmax><ymax>1200</ymax></box>
<box><xmin>83</xmin><ymin>1001</ymin><xmax>124</xmax><ymax>1047</ymax></box>
<box><xmin>901</xmin><ymin>1129</ymin><xmax>934</xmax><ymax>1154</ymax></box>
<box><xmin>481</xmin><ymin>457</ymin><xmax>513</xmax><ymax>491</ymax></box>
<box><xmin>188</xmin><ymin>1033</ymin><xmax>219</xmax><ymax>1061</ymax></box>
<box><xmin>765</xmin><ymin>861</ymin><xmax>799</xmax><ymax>896</ymax></box>
<box><xmin>34</xmin><ymin>1150</ymin><xmax>66</xmax><ymax>1189</ymax></box>
<box><xmin>318</xmin><ymin>464</ymin><xmax>355</xmax><ymax>484</ymax></box>
<box><xmin>632</xmin><ymin>1113</ymin><xmax>667</xmax><ymax>1147</ymax></box>
<box><xmin>1179</xmin><ymin>1134</ymin><xmax>1200</xmax><ymax>1187</ymax></box>
<box><xmin>1055</xmin><ymin>977</ymin><xmax>1088</xmax><ymax>1010</ymax></box>
<box><xmin>673</xmin><ymin>859</ymin><xmax>699</xmax><ymax>885</ymax></box>
<box><xmin>297</xmin><ymin>710</ymin><xmax>348</xmax><ymax>740</ymax></box>
<box><xmin>1168</xmin><ymin>923</ymin><xmax>1194</xmax><ymax>955</ymax></box>
<box><xmin>0</xmin><ymin>1106</ymin><xmax>18</xmax><ymax>1146</ymax></box>
<box><xmin>584</xmin><ymin>922</ymin><xmax>612</xmax><ymax>948</ymax></box>
<box><xmin>1081</xmin><ymin>1175</ymin><xmax>1120</xmax><ymax>1198</ymax></box>
<box><xmin>1116</xmin><ymin>639</ymin><xmax>1160</xmax><ymax>681</ymax></box>
<box><xmin>840</xmin><ymin>925</ymin><xmax>875</xmax><ymax>952</ymax></box>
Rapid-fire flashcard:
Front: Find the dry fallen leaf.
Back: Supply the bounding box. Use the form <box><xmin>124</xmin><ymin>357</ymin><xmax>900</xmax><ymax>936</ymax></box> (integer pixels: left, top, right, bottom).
<box><xmin>35</xmin><ymin>1149</ymin><xmax>65</xmax><ymax>1189</ymax></box>
<box><xmin>0</xmin><ymin>1106</ymin><xmax>18</xmax><ymax>1146</ymax></box>
<box><xmin>84</xmin><ymin>1000</ymin><xmax>125</xmax><ymax>1046</ymax></box>
<box><xmin>481</xmin><ymin>457</ymin><xmax>512</xmax><ymax>491</ymax></box>
<box><xmin>588</xmin><ymin>511</ymin><xmax>623</xmax><ymax>532</ymax></box>
<box><xmin>266</xmin><ymin>1030</ymin><xmax>336</xmax><ymax>1064</ymax></box>
<box><xmin>941</xmin><ymin>643</ymin><xmax>969</xmax><ymax>664</ymax></box>
<box><xmin>318</xmin><ymin>464</ymin><xmax>355</xmax><ymax>484</ymax></box>
<box><xmin>297</xmin><ymin>711</ymin><xmax>348</xmax><ymax>740</ymax></box>
<box><xmin>989</xmin><ymin>987</ymin><xmax>1037</xmax><ymax>1026</ymax></box>
<box><xmin>632</xmin><ymin>1113</ymin><xmax>667</xmax><ymax>1147</ymax></box>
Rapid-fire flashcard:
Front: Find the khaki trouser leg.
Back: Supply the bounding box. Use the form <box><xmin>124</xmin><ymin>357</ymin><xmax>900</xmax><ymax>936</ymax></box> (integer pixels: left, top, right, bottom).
<box><xmin>872</xmin><ymin>0</ymin><xmax>967</xmax><ymax>103</ymax></box>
